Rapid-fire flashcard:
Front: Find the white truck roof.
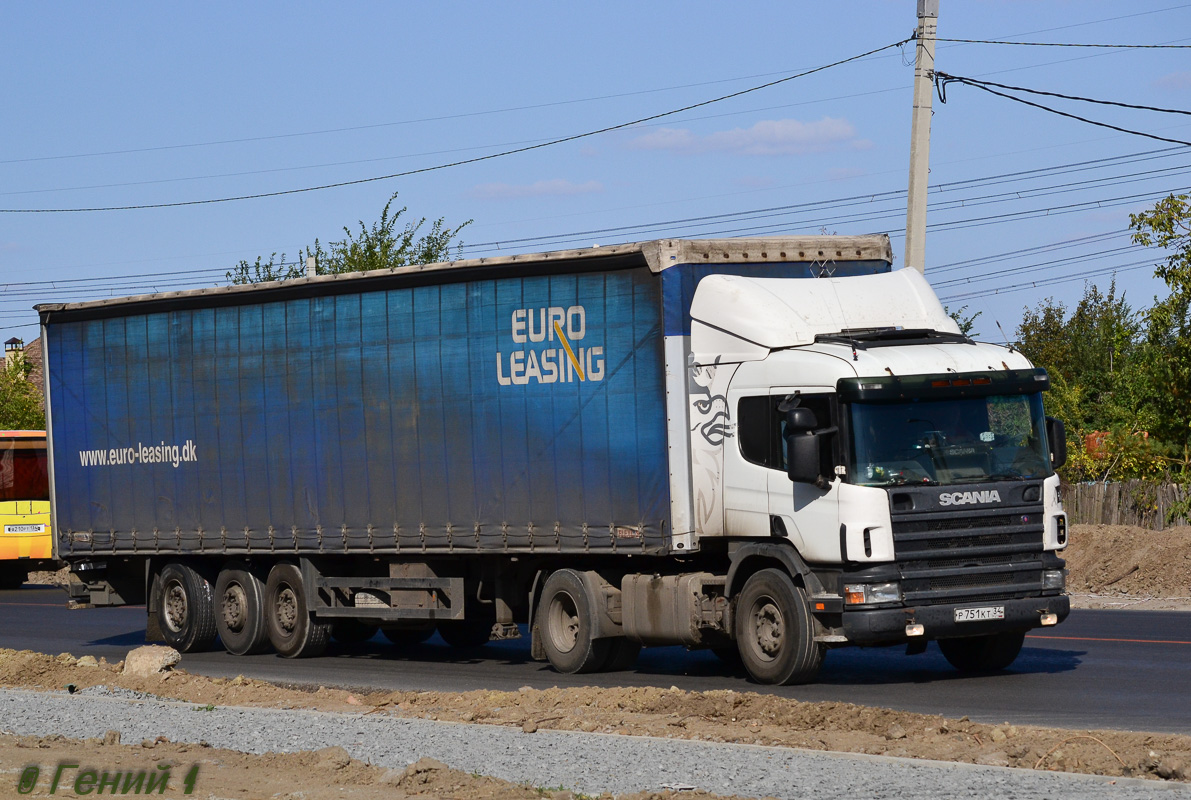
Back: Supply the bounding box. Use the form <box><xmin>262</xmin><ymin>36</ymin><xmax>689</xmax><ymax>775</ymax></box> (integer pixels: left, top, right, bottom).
<box><xmin>689</xmin><ymin>268</ymin><xmax>961</xmax><ymax>364</ymax></box>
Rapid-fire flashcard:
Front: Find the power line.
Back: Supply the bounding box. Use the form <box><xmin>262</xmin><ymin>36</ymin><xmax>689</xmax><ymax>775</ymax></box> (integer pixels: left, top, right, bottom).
<box><xmin>933</xmin><ymin>244</ymin><xmax>1143</xmax><ymax>287</ymax></box>
<box><xmin>935</xmin><ymin>73</ymin><xmax>1191</xmax><ymax>148</ymax></box>
<box><xmin>935</xmin><ymin>38</ymin><xmax>1191</xmax><ymax>49</ymax></box>
<box><xmin>935</xmin><ymin>74</ymin><xmax>1191</xmax><ymax>117</ymax></box>
<box><xmin>939</xmin><ymin>259</ymin><xmax>1159</xmax><ymax>303</ymax></box>
<box><xmin>0</xmin><ymin>38</ymin><xmax>911</xmax><ymax>215</ymax></box>
<box><xmin>930</xmin><ymin>230</ymin><xmax>1131</xmax><ymax>273</ymax></box>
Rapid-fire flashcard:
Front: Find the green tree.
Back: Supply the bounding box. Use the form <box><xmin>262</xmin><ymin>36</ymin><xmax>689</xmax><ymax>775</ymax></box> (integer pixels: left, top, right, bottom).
<box><xmin>1130</xmin><ymin>192</ymin><xmax>1191</xmax><ymax>447</ymax></box>
<box><xmin>1016</xmin><ymin>280</ymin><xmax>1141</xmax><ymax>433</ymax></box>
<box><xmin>227</xmin><ymin>193</ymin><xmax>471</xmax><ymax>284</ymax></box>
<box><xmin>0</xmin><ymin>353</ymin><xmax>45</xmax><ymax>430</ymax></box>
<box><xmin>944</xmin><ymin>304</ymin><xmax>981</xmax><ymax>336</ymax></box>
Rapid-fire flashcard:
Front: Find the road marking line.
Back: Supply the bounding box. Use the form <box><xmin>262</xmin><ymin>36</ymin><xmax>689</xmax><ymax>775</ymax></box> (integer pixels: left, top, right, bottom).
<box><xmin>1027</xmin><ymin>634</ymin><xmax>1191</xmax><ymax>645</ymax></box>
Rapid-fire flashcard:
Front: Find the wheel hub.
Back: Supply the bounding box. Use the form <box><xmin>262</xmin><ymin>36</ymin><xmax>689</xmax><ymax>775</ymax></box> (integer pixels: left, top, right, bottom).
<box><xmin>163</xmin><ymin>580</ymin><xmax>188</xmax><ymax>633</ymax></box>
<box><xmin>752</xmin><ymin>600</ymin><xmax>784</xmax><ymax>658</ymax></box>
<box><xmin>276</xmin><ymin>587</ymin><xmax>299</xmax><ymax>633</ymax></box>
<box><xmin>547</xmin><ymin>592</ymin><xmax>579</xmax><ymax>653</ymax></box>
<box><xmin>222</xmin><ymin>584</ymin><xmax>247</xmax><ymax>632</ymax></box>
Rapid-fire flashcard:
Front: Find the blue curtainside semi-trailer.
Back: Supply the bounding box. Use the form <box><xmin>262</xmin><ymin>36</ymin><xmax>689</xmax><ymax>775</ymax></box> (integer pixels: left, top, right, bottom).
<box><xmin>38</xmin><ymin>235</ymin><xmax>1070</xmax><ymax>684</ymax></box>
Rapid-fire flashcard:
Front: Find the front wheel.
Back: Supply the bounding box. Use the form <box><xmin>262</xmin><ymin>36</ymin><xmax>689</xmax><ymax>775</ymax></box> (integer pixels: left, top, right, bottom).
<box><xmin>156</xmin><ymin>562</ymin><xmax>218</xmax><ymax>653</ymax></box>
<box><xmin>938</xmin><ymin>631</ymin><xmax>1025</xmax><ymax>672</ymax></box>
<box><xmin>734</xmin><ymin>568</ymin><xmax>823</xmax><ymax>685</ymax></box>
<box><xmin>264</xmin><ymin>563</ymin><xmax>332</xmax><ymax>658</ymax></box>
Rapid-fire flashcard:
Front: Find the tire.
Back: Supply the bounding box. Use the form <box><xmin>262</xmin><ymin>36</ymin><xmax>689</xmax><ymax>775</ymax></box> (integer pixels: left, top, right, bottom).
<box><xmin>156</xmin><ymin>562</ymin><xmax>218</xmax><ymax>653</ymax></box>
<box><xmin>331</xmin><ymin>619</ymin><xmax>380</xmax><ymax>644</ymax></box>
<box><xmin>438</xmin><ymin>615</ymin><xmax>494</xmax><ymax>648</ymax></box>
<box><xmin>602</xmin><ymin>638</ymin><xmax>641</xmax><ymax>672</ymax></box>
<box><xmin>734</xmin><ymin>568</ymin><xmax>824</xmax><ymax>685</ymax></box>
<box><xmin>215</xmin><ymin>563</ymin><xmax>271</xmax><ymax>656</ymax></box>
<box><xmin>938</xmin><ymin>631</ymin><xmax>1025</xmax><ymax>673</ymax></box>
<box><xmin>381</xmin><ymin>624</ymin><xmax>436</xmax><ymax>646</ymax></box>
<box><xmin>264</xmin><ymin>562</ymin><xmax>332</xmax><ymax>658</ymax></box>
<box><xmin>536</xmin><ymin>569</ymin><xmax>611</xmax><ymax>674</ymax></box>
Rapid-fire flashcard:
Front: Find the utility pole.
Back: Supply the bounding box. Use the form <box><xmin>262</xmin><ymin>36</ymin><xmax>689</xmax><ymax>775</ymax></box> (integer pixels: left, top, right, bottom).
<box><xmin>904</xmin><ymin>0</ymin><xmax>939</xmax><ymax>274</ymax></box>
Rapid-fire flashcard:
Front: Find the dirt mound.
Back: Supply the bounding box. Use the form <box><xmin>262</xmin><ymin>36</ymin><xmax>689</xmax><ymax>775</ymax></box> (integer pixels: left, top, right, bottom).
<box><xmin>1065</xmin><ymin>524</ymin><xmax>1191</xmax><ymax>607</ymax></box>
<box><xmin>0</xmin><ymin>733</ymin><xmax>749</xmax><ymax>800</ymax></box>
<box><xmin>1</xmin><ymin>648</ymin><xmax>1187</xmax><ymax>784</ymax></box>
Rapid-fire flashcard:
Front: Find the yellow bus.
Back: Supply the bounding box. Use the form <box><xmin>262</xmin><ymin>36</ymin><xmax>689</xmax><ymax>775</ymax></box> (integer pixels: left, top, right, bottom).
<box><xmin>0</xmin><ymin>430</ymin><xmax>52</xmax><ymax>588</ymax></box>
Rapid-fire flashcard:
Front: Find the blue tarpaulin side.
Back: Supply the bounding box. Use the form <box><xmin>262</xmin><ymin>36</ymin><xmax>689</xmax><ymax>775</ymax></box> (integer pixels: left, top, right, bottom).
<box><xmin>47</xmin><ymin>266</ymin><xmax>670</xmax><ymax>555</ymax></box>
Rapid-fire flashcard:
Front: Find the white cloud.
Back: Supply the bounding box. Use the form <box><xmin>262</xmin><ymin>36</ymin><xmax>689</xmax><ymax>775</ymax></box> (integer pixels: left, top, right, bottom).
<box><xmin>1153</xmin><ymin>71</ymin><xmax>1191</xmax><ymax>91</ymax></box>
<box><xmin>628</xmin><ymin>117</ymin><xmax>859</xmax><ymax>156</ymax></box>
<box><xmin>468</xmin><ymin>179</ymin><xmax>604</xmax><ymax>200</ymax></box>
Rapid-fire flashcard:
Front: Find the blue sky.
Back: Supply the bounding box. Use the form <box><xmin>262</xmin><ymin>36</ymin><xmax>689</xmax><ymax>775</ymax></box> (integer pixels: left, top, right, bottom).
<box><xmin>2</xmin><ymin>1</ymin><xmax>1189</xmax><ymax>344</ymax></box>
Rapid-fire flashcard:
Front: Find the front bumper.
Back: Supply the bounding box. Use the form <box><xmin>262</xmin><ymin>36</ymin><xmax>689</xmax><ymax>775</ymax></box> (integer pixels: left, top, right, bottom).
<box><xmin>841</xmin><ymin>594</ymin><xmax>1069</xmax><ymax>646</ymax></box>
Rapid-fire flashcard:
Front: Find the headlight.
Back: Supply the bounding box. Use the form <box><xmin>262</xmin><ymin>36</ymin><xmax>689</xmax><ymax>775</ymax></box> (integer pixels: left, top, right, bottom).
<box><xmin>1042</xmin><ymin>569</ymin><xmax>1066</xmax><ymax>590</ymax></box>
<box><xmin>844</xmin><ymin>582</ymin><xmax>901</xmax><ymax>605</ymax></box>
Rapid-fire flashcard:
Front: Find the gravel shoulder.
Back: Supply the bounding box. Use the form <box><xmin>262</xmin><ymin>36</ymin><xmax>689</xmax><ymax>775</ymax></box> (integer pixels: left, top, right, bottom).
<box><xmin>1</xmin><ymin>647</ymin><xmax>1189</xmax><ymax>791</ymax></box>
<box><xmin>2</xmin><ymin>687</ymin><xmax>1189</xmax><ymax>800</ymax></box>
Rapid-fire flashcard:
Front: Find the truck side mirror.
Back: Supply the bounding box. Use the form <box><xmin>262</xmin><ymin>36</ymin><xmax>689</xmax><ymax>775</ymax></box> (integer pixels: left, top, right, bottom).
<box><xmin>1046</xmin><ymin>416</ymin><xmax>1067</xmax><ymax>469</ymax></box>
<box><xmin>786</xmin><ymin>433</ymin><xmax>821</xmax><ymax>484</ymax></box>
<box><xmin>785</xmin><ymin>407</ymin><xmax>817</xmax><ymax>432</ymax></box>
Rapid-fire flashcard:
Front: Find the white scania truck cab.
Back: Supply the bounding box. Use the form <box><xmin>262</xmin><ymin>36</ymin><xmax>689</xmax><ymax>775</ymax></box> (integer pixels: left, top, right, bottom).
<box><xmin>685</xmin><ymin>267</ymin><xmax>1068</xmax><ymax>684</ymax></box>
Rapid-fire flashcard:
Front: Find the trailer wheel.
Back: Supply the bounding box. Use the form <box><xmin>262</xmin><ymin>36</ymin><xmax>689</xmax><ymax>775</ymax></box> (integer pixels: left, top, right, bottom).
<box><xmin>938</xmin><ymin>631</ymin><xmax>1025</xmax><ymax>673</ymax></box>
<box><xmin>537</xmin><ymin>569</ymin><xmax>611</xmax><ymax>674</ymax></box>
<box><xmin>264</xmin><ymin>563</ymin><xmax>331</xmax><ymax>658</ymax></box>
<box><xmin>156</xmin><ymin>562</ymin><xmax>218</xmax><ymax>653</ymax></box>
<box><xmin>734</xmin><ymin>568</ymin><xmax>823</xmax><ymax>685</ymax></box>
<box><xmin>331</xmin><ymin>619</ymin><xmax>380</xmax><ymax>644</ymax></box>
<box><xmin>381</xmin><ymin>624</ymin><xmax>435</xmax><ymax>646</ymax></box>
<box><xmin>214</xmin><ymin>564</ymin><xmax>271</xmax><ymax>656</ymax></box>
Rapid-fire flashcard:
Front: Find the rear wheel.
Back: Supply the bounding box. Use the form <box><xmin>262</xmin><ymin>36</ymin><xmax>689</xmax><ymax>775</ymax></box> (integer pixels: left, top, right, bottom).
<box><xmin>938</xmin><ymin>631</ymin><xmax>1025</xmax><ymax>672</ymax></box>
<box><xmin>215</xmin><ymin>563</ymin><xmax>271</xmax><ymax>656</ymax></box>
<box><xmin>156</xmin><ymin>562</ymin><xmax>218</xmax><ymax>653</ymax></box>
<box><xmin>330</xmin><ymin>619</ymin><xmax>380</xmax><ymax>644</ymax></box>
<box><xmin>537</xmin><ymin>569</ymin><xmax>610</xmax><ymax>674</ymax></box>
<box><xmin>734</xmin><ymin>568</ymin><xmax>823</xmax><ymax>685</ymax></box>
<box><xmin>264</xmin><ymin>562</ymin><xmax>331</xmax><ymax>658</ymax></box>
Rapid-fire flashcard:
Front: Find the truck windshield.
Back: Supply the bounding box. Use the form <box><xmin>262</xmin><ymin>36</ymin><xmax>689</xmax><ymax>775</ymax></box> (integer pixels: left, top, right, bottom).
<box><xmin>849</xmin><ymin>393</ymin><xmax>1050</xmax><ymax>487</ymax></box>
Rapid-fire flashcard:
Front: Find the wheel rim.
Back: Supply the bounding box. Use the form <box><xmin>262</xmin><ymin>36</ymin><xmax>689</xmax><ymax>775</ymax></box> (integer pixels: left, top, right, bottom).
<box><xmin>748</xmin><ymin>595</ymin><xmax>785</xmax><ymax>663</ymax></box>
<box><xmin>222</xmin><ymin>583</ymin><xmax>247</xmax><ymax>633</ymax></box>
<box><xmin>546</xmin><ymin>591</ymin><xmax>580</xmax><ymax>654</ymax></box>
<box><xmin>275</xmin><ymin>585</ymin><xmax>299</xmax><ymax>635</ymax></box>
<box><xmin>163</xmin><ymin>579</ymin><xmax>188</xmax><ymax>633</ymax></box>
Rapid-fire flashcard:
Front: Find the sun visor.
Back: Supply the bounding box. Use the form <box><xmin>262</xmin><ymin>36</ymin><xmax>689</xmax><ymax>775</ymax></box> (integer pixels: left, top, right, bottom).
<box><xmin>689</xmin><ymin>268</ymin><xmax>959</xmax><ymax>364</ymax></box>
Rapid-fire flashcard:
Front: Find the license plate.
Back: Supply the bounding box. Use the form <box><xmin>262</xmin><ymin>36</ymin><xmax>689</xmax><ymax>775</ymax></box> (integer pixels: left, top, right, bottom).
<box><xmin>954</xmin><ymin>606</ymin><xmax>1004</xmax><ymax>622</ymax></box>
<box><xmin>3</xmin><ymin>525</ymin><xmax>46</xmax><ymax>534</ymax></box>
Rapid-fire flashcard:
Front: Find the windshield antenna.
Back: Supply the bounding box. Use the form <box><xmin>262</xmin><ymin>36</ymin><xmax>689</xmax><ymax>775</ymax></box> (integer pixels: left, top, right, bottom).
<box><xmin>995</xmin><ymin>320</ymin><xmax>1016</xmax><ymax>352</ymax></box>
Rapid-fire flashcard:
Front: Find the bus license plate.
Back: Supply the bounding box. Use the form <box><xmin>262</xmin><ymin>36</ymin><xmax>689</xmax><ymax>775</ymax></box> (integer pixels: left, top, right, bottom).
<box><xmin>4</xmin><ymin>525</ymin><xmax>45</xmax><ymax>534</ymax></box>
<box><xmin>954</xmin><ymin>606</ymin><xmax>1004</xmax><ymax>622</ymax></box>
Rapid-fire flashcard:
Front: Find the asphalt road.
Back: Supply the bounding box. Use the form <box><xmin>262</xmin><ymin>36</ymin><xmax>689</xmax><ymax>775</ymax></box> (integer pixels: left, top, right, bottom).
<box><xmin>2</xmin><ymin>584</ymin><xmax>1188</xmax><ymax>734</ymax></box>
